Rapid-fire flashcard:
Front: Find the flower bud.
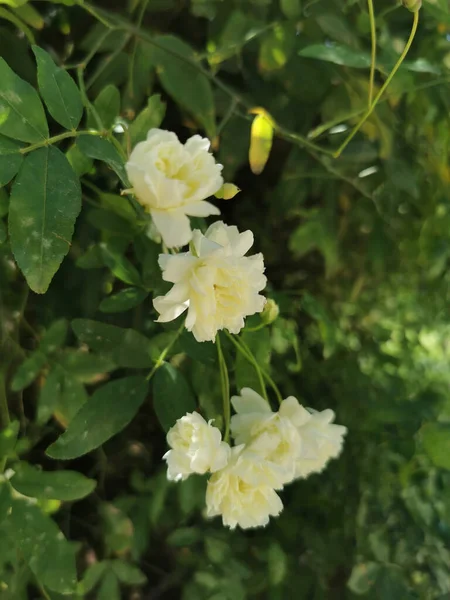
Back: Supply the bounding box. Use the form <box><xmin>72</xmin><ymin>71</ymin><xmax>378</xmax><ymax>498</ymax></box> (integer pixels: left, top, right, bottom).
<box><xmin>215</xmin><ymin>183</ymin><xmax>241</xmax><ymax>200</ymax></box>
<box><xmin>402</xmin><ymin>0</ymin><xmax>421</xmax><ymax>12</ymax></box>
<box><xmin>261</xmin><ymin>299</ymin><xmax>279</xmax><ymax>325</ymax></box>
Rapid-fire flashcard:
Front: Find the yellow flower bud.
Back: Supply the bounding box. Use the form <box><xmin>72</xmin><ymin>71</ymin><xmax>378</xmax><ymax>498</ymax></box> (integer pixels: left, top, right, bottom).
<box><xmin>261</xmin><ymin>299</ymin><xmax>280</xmax><ymax>325</ymax></box>
<box><xmin>402</xmin><ymin>0</ymin><xmax>421</xmax><ymax>12</ymax></box>
<box><xmin>215</xmin><ymin>183</ymin><xmax>241</xmax><ymax>200</ymax></box>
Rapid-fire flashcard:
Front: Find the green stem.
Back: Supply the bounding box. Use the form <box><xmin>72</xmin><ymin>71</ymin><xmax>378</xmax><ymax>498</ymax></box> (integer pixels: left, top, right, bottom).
<box><xmin>128</xmin><ymin>0</ymin><xmax>150</xmax><ymax>101</ymax></box>
<box><xmin>216</xmin><ymin>334</ymin><xmax>230</xmax><ymax>443</ymax></box>
<box><xmin>333</xmin><ymin>9</ymin><xmax>419</xmax><ymax>158</ymax></box>
<box><xmin>239</xmin><ymin>338</ymin><xmax>284</xmax><ymax>405</ymax></box>
<box><xmin>224</xmin><ymin>331</ymin><xmax>269</xmax><ymax>403</ymax></box>
<box><xmin>77</xmin><ymin>67</ymin><xmax>104</xmax><ymax>131</ymax></box>
<box><xmin>367</xmin><ymin>0</ymin><xmax>377</xmax><ymax>107</ymax></box>
<box><xmin>146</xmin><ymin>321</ymin><xmax>184</xmax><ymax>381</ymax></box>
<box><xmin>19</xmin><ymin>130</ymin><xmax>102</xmax><ymax>155</ymax></box>
<box><xmin>0</xmin><ymin>372</ymin><xmax>10</xmax><ymax>473</ymax></box>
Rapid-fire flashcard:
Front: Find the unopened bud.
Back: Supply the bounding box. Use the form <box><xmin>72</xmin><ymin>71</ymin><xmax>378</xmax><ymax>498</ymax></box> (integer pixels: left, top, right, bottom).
<box><xmin>215</xmin><ymin>183</ymin><xmax>240</xmax><ymax>200</ymax></box>
<box><xmin>261</xmin><ymin>299</ymin><xmax>280</xmax><ymax>325</ymax></box>
<box><xmin>402</xmin><ymin>0</ymin><xmax>421</xmax><ymax>12</ymax></box>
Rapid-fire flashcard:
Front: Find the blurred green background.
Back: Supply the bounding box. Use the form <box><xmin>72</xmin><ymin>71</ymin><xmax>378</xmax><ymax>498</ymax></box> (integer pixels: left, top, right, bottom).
<box><xmin>1</xmin><ymin>0</ymin><xmax>450</xmax><ymax>598</ymax></box>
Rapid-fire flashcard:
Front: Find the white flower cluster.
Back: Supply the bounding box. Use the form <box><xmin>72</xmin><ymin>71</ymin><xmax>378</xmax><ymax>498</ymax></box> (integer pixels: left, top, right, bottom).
<box><xmin>164</xmin><ymin>388</ymin><xmax>347</xmax><ymax>530</ymax></box>
<box><xmin>126</xmin><ymin>128</ymin><xmax>348</xmax><ymax>530</ymax></box>
<box><xmin>126</xmin><ymin>129</ymin><xmax>267</xmax><ymax>341</ymax></box>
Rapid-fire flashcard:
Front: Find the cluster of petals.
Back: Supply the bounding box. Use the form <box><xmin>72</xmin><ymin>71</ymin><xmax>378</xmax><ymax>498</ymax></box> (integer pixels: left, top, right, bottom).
<box><xmin>125</xmin><ymin>129</ymin><xmax>223</xmax><ymax>248</ymax></box>
<box><xmin>153</xmin><ymin>221</ymin><xmax>267</xmax><ymax>342</ymax></box>
<box><xmin>163</xmin><ymin>389</ymin><xmax>346</xmax><ymax>530</ymax></box>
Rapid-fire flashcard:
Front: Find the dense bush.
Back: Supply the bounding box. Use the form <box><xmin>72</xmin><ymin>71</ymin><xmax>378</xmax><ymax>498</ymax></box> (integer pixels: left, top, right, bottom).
<box><xmin>1</xmin><ymin>0</ymin><xmax>450</xmax><ymax>598</ymax></box>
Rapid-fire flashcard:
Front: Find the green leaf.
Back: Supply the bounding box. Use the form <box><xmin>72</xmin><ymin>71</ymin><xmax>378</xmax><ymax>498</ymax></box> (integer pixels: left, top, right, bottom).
<box><xmin>299</xmin><ymin>44</ymin><xmax>371</xmax><ymax>68</ymax></box>
<box><xmin>9</xmin><ymin>498</ymin><xmax>77</xmax><ymax>593</ymax></box>
<box><xmin>0</xmin><ymin>134</ymin><xmax>23</xmax><ymax>186</ymax></box>
<box><xmin>129</xmin><ymin>94</ymin><xmax>166</xmax><ymax>146</ymax></box>
<box><xmin>12</xmin><ymin>4</ymin><xmax>44</xmax><ymax>30</ymax></box>
<box><xmin>0</xmin><ymin>186</ymin><xmax>9</xmax><ymax>216</ymax></box>
<box><xmin>268</xmin><ymin>542</ymin><xmax>287</xmax><ymax>586</ymax></box>
<box><xmin>100</xmin><ymin>244</ymin><xmax>142</xmax><ymax>286</ymax></box>
<box><xmin>37</xmin><ymin>367</ymin><xmax>63</xmax><ymax>425</ymax></box>
<box><xmin>109</xmin><ymin>560</ymin><xmax>146</xmax><ymax>585</ymax></box>
<box><xmin>149</xmin><ymin>35</ymin><xmax>215</xmax><ymax>138</ymax></box>
<box><xmin>11</xmin><ymin>351</ymin><xmax>47</xmax><ymax>392</ymax></box>
<box><xmin>46</xmin><ymin>376</ymin><xmax>148</xmax><ymax>459</ymax></box>
<box><xmin>0</xmin><ymin>480</ymin><xmax>11</xmax><ymax>525</ymax></box>
<box><xmin>347</xmin><ymin>562</ymin><xmax>380</xmax><ymax>595</ymax></box>
<box><xmin>420</xmin><ymin>423</ymin><xmax>450</xmax><ymax>470</ymax></box>
<box><xmin>11</xmin><ymin>462</ymin><xmax>97</xmax><ymax>501</ymax></box>
<box><xmin>0</xmin><ymin>420</ymin><xmax>19</xmax><ymax>461</ymax></box>
<box><xmin>167</xmin><ymin>527</ymin><xmax>201</xmax><ymax>546</ymax></box>
<box><xmin>39</xmin><ymin>318</ymin><xmax>68</xmax><ymax>354</ymax></box>
<box><xmin>152</xmin><ymin>363</ymin><xmax>196</xmax><ymax>431</ymax></box>
<box><xmin>66</xmin><ymin>143</ymin><xmax>93</xmax><ymax>177</ymax></box>
<box><xmin>72</xmin><ymin>319</ymin><xmax>153</xmax><ymax>368</ymax></box>
<box><xmin>58</xmin><ymin>351</ymin><xmax>116</xmax><ymax>383</ymax></box>
<box><xmin>32</xmin><ymin>46</ymin><xmax>83</xmax><ymax>130</ymax></box>
<box><xmin>9</xmin><ymin>146</ymin><xmax>81</xmax><ymax>293</ymax></box>
<box><xmin>280</xmin><ymin>0</ymin><xmax>301</xmax><ymax>19</ymax></box>
<box><xmin>97</xmin><ymin>571</ymin><xmax>120</xmax><ymax>600</ymax></box>
<box><xmin>77</xmin><ymin>136</ymin><xmax>128</xmax><ymax>186</ymax></box>
<box><xmin>88</xmin><ymin>84</ymin><xmax>121</xmax><ymax>130</ymax></box>
<box><xmin>180</xmin><ymin>331</ymin><xmax>216</xmax><ymax>366</ymax></box>
<box><xmin>100</xmin><ymin>287</ymin><xmax>148</xmax><ymax>313</ymax></box>
<box><xmin>54</xmin><ymin>370</ymin><xmax>89</xmax><ymax>426</ymax></box>
<box><xmin>78</xmin><ymin>562</ymin><xmax>108</xmax><ymax>595</ymax></box>
<box><xmin>0</xmin><ymin>57</ymin><xmax>48</xmax><ymax>142</ymax></box>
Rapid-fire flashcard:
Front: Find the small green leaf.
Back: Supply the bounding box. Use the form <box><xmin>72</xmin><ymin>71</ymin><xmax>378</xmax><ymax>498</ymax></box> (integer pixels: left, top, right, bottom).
<box><xmin>37</xmin><ymin>367</ymin><xmax>63</xmax><ymax>425</ymax></box>
<box><xmin>149</xmin><ymin>35</ymin><xmax>216</xmax><ymax>138</ymax></box>
<box><xmin>46</xmin><ymin>376</ymin><xmax>148</xmax><ymax>459</ymax></box>
<box><xmin>55</xmin><ymin>370</ymin><xmax>89</xmax><ymax>426</ymax></box>
<box><xmin>180</xmin><ymin>331</ymin><xmax>216</xmax><ymax>366</ymax></box>
<box><xmin>88</xmin><ymin>84</ymin><xmax>121</xmax><ymax>130</ymax></box>
<box><xmin>72</xmin><ymin>319</ymin><xmax>153</xmax><ymax>368</ymax></box>
<box><xmin>152</xmin><ymin>363</ymin><xmax>196</xmax><ymax>431</ymax></box>
<box><xmin>33</xmin><ymin>46</ymin><xmax>83</xmax><ymax>130</ymax></box>
<box><xmin>78</xmin><ymin>562</ymin><xmax>108</xmax><ymax>595</ymax></box>
<box><xmin>9</xmin><ymin>498</ymin><xmax>77</xmax><ymax>594</ymax></box>
<box><xmin>77</xmin><ymin>136</ymin><xmax>128</xmax><ymax>185</ymax></box>
<box><xmin>9</xmin><ymin>146</ymin><xmax>82</xmax><ymax>294</ymax></box>
<box><xmin>100</xmin><ymin>287</ymin><xmax>148</xmax><ymax>313</ymax></box>
<box><xmin>0</xmin><ymin>134</ymin><xmax>23</xmax><ymax>186</ymax></box>
<box><xmin>97</xmin><ymin>571</ymin><xmax>120</xmax><ymax>600</ymax></box>
<box><xmin>0</xmin><ymin>57</ymin><xmax>48</xmax><ymax>142</ymax></box>
<box><xmin>100</xmin><ymin>244</ymin><xmax>141</xmax><ymax>286</ymax></box>
<box><xmin>109</xmin><ymin>560</ymin><xmax>146</xmax><ymax>585</ymax></box>
<box><xmin>11</xmin><ymin>351</ymin><xmax>47</xmax><ymax>392</ymax></box>
<box><xmin>129</xmin><ymin>94</ymin><xmax>166</xmax><ymax>146</ymax></box>
<box><xmin>299</xmin><ymin>44</ymin><xmax>371</xmax><ymax>68</ymax></box>
<box><xmin>420</xmin><ymin>423</ymin><xmax>450</xmax><ymax>470</ymax></box>
<box><xmin>39</xmin><ymin>319</ymin><xmax>68</xmax><ymax>354</ymax></box>
<box><xmin>11</xmin><ymin>462</ymin><xmax>97</xmax><ymax>501</ymax></box>
<box><xmin>66</xmin><ymin>143</ymin><xmax>93</xmax><ymax>177</ymax></box>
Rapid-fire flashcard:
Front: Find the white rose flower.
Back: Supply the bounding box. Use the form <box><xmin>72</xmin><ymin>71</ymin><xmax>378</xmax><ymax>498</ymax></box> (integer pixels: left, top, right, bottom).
<box><xmin>163</xmin><ymin>412</ymin><xmax>230</xmax><ymax>481</ymax></box>
<box><xmin>153</xmin><ymin>222</ymin><xmax>267</xmax><ymax>342</ymax></box>
<box><xmin>125</xmin><ymin>129</ymin><xmax>223</xmax><ymax>248</ymax></box>
<box><xmin>292</xmin><ymin>407</ymin><xmax>347</xmax><ymax>479</ymax></box>
<box><xmin>205</xmin><ymin>446</ymin><xmax>284</xmax><ymax>530</ymax></box>
<box><xmin>230</xmin><ymin>389</ymin><xmax>347</xmax><ymax>483</ymax></box>
<box><xmin>230</xmin><ymin>388</ymin><xmax>301</xmax><ymax>485</ymax></box>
